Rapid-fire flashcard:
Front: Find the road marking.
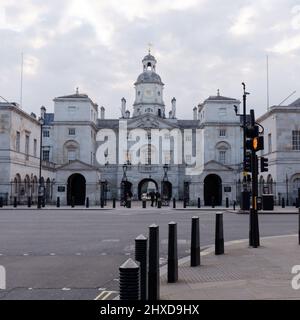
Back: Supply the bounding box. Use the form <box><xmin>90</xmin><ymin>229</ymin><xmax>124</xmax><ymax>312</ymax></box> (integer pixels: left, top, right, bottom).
<box><xmin>62</xmin><ymin>288</ymin><xmax>71</xmax><ymax>291</ymax></box>
<box><xmin>125</xmin><ymin>253</ymin><xmax>131</xmax><ymax>256</ymax></box>
<box><xmin>50</xmin><ymin>253</ymin><xmax>56</xmax><ymax>256</ymax></box>
<box><xmin>94</xmin><ymin>291</ymin><xmax>117</xmax><ymax>300</ymax></box>
<box><xmin>113</xmin><ymin>278</ymin><xmax>119</xmax><ymax>282</ymax></box>
<box><xmin>75</xmin><ymin>253</ymin><xmax>82</xmax><ymax>256</ymax></box>
<box><xmin>23</xmin><ymin>253</ymin><xmax>29</xmax><ymax>256</ymax></box>
<box><xmin>101</xmin><ymin>239</ymin><xmax>120</xmax><ymax>243</ymax></box>
<box><xmin>101</xmin><ymin>253</ymin><xmax>107</xmax><ymax>256</ymax></box>
<box><xmin>98</xmin><ymin>287</ymin><xmax>106</xmax><ymax>291</ymax></box>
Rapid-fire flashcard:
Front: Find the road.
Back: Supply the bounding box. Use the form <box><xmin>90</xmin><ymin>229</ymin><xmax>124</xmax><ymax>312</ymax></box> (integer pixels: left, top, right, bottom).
<box><xmin>0</xmin><ymin>207</ymin><xmax>298</xmax><ymax>299</ymax></box>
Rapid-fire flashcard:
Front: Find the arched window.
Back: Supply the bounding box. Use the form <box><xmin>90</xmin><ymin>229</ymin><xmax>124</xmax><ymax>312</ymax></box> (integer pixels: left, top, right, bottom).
<box><xmin>216</xmin><ymin>142</ymin><xmax>231</xmax><ymax>165</ymax></box>
<box><xmin>63</xmin><ymin>140</ymin><xmax>80</xmax><ymax>163</ymax></box>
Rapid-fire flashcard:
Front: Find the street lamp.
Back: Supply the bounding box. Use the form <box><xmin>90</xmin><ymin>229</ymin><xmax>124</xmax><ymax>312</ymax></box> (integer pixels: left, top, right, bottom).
<box><xmin>286</xmin><ymin>174</ymin><xmax>289</xmax><ymax>206</ymax></box>
<box><xmin>38</xmin><ymin>114</ymin><xmax>44</xmax><ymax>209</ymax></box>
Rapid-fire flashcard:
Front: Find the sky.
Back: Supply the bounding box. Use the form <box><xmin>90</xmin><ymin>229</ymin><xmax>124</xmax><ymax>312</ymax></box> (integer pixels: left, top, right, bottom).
<box><xmin>1</xmin><ymin>0</ymin><xmax>300</xmax><ymax>119</ymax></box>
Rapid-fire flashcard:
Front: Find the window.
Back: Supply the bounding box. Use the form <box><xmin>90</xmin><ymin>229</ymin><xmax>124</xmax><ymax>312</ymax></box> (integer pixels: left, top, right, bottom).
<box><xmin>292</xmin><ymin>131</ymin><xmax>300</xmax><ymax>150</ymax></box>
<box><xmin>25</xmin><ymin>135</ymin><xmax>30</xmax><ymax>159</ymax></box>
<box><xmin>43</xmin><ymin>130</ymin><xmax>50</xmax><ymax>138</ymax></box>
<box><xmin>219</xmin><ymin>150</ymin><xmax>226</xmax><ymax>164</ymax></box>
<box><xmin>164</xmin><ymin>133</ymin><xmax>170</xmax><ymax>140</ymax></box>
<box><xmin>219</xmin><ymin>108</ymin><xmax>227</xmax><ymax>117</ymax></box>
<box><xmin>34</xmin><ymin>139</ymin><xmax>37</xmax><ymax>157</ymax></box>
<box><xmin>268</xmin><ymin>133</ymin><xmax>272</xmax><ymax>153</ymax></box>
<box><xmin>219</xmin><ymin>129</ymin><xmax>226</xmax><ymax>137</ymax></box>
<box><xmin>67</xmin><ymin>150</ymin><xmax>76</xmax><ymax>162</ymax></box>
<box><xmin>42</xmin><ymin>150</ymin><xmax>50</xmax><ymax>161</ymax></box>
<box><xmin>16</xmin><ymin>131</ymin><xmax>20</xmax><ymax>152</ymax></box>
<box><xmin>68</xmin><ymin>106</ymin><xmax>76</xmax><ymax>113</ymax></box>
<box><xmin>68</xmin><ymin>128</ymin><xmax>76</xmax><ymax>136</ymax></box>
<box><xmin>185</xmin><ymin>135</ymin><xmax>192</xmax><ymax>142</ymax></box>
<box><xmin>186</xmin><ymin>155</ymin><xmax>192</xmax><ymax>164</ymax></box>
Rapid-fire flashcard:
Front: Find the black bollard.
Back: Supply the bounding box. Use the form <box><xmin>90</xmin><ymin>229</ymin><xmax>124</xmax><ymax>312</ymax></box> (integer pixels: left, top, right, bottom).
<box><xmin>168</xmin><ymin>222</ymin><xmax>178</xmax><ymax>283</ymax></box>
<box><xmin>71</xmin><ymin>196</ymin><xmax>75</xmax><ymax>208</ymax></box>
<box><xmin>0</xmin><ymin>197</ymin><xmax>3</xmax><ymax>208</ymax></box>
<box><xmin>183</xmin><ymin>199</ymin><xmax>186</xmax><ymax>208</ymax></box>
<box><xmin>42</xmin><ymin>197</ymin><xmax>45</xmax><ymax>208</ymax></box>
<box><xmin>212</xmin><ymin>196</ymin><xmax>215</xmax><ymax>208</ymax></box>
<box><xmin>215</xmin><ymin>213</ymin><xmax>225</xmax><ymax>255</ymax></box>
<box><xmin>233</xmin><ymin>201</ymin><xmax>236</xmax><ymax>211</ymax></box>
<box><xmin>56</xmin><ymin>197</ymin><xmax>60</xmax><ymax>208</ymax></box>
<box><xmin>86</xmin><ymin>197</ymin><xmax>89</xmax><ymax>208</ymax></box>
<box><xmin>135</xmin><ymin>235</ymin><xmax>148</xmax><ymax>300</ymax></box>
<box><xmin>173</xmin><ymin>198</ymin><xmax>176</xmax><ymax>209</ymax></box>
<box><xmin>100</xmin><ymin>199</ymin><xmax>104</xmax><ymax>208</ymax></box>
<box><xmin>13</xmin><ymin>197</ymin><xmax>17</xmax><ymax>208</ymax></box>
<box><xmin>27</xmin><ymin>196</ymin><xmax>31</xmax><ymax>208</ymax></box>
<box><xmin>191</xmin><ymin>217</ymin><xmax>201</xmax><ymax>267</ymax></box>
<box><xmin>298</xmin><ymin>212</ymin><xmax>300</xmax><ymax>245</ymax></box>
<box><xmin>37</xmin><ymin>196</ymin><xmax>41</xmax><ymax>209</ymax></box>
<box><xmin>119</xmin><ymin>258</ymin><xmax>140</xmax><ymax>300</ymax></box>
<box><xmin>142</xmin><ymin>200</ymin><xmax>146</xmax><ymax>209</ymax></box>
<box><xmin>282</xmin><ymin>198</ymin><xmax>285</xmax><ymax>208</ymax></box>
<box><xmin>127</xmin><ymin>200</ymin><xmax>131</xmax><ymax>208</ymax></box>
<box><xmin>113</xmin><ymin>198</ymin><xmax>116</xmax><ymax>209</ymax></box>
<box><xmin>226</xmin><ymin>198</ymin><xmax>229</xmax><ymax>208</ymax></box>
<box><xmin>157</xmin><ymin>200</ymin><xmax>161</xmax><ymax>209</ymax></box>
<box><xmin>148</xmin><ymin>224</ymin><xmax>160</xmax><ymax>300</ymax></box>
<box><xmin>198</xmin><ymin>198</ymin><xmax>201</xmax><ymax>208</ymax></box>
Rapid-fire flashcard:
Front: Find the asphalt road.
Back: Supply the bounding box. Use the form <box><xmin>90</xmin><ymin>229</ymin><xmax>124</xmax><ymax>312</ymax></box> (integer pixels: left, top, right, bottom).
<box><xmin>0</xmin><ymin>207</ymin><xmax>298</xmax><ymax>300</ymax></box>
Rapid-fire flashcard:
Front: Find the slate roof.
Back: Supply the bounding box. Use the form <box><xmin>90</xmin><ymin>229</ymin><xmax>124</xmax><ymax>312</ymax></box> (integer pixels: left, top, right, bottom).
<box><xmin>289</xmin><ymin>98</ymin><xmax>300</xmax><ymax>107</ymax></box>
<box><xmin>135</xmin><ymin>71</ymin><xmax>163</xmax><ymax>85</ymax></box>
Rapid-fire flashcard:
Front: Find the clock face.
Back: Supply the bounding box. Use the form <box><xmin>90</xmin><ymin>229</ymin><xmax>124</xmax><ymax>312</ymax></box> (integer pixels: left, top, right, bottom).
<box><xmin>145</xmin><ymin>89</ymin><xmax>153</xmax><ymax>97</ymax></box>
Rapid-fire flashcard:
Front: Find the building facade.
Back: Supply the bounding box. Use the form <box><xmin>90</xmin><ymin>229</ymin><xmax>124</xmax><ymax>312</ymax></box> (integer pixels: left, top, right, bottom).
<box><xmin>1</xmin><ymin>52</ymin><xmax>299</xmax><ymax>206</ymax></box>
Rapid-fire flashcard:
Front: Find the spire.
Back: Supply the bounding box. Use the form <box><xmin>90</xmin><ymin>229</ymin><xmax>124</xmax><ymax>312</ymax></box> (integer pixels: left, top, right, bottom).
<box><xmin>217</xmin><ymin>89</ymin><xmax>220</xmax><ymax>96</ymax></box>
<box><xmin>76</xmin><ymin>87</ymin><xmax>79</xmax><ymax>95</ymax></box>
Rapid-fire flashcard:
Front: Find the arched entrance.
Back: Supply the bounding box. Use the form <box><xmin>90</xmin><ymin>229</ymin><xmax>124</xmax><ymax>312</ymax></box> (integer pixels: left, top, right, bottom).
<box><xmin>67</xmin><ymin>173</ymin><xmax>86</xmax><ymax>205</ymax></box>
<box><xmin>204</xmin><ymin>174</ymin><xmax>222</xmax><ymax>206</ymax></box>
<box><xmin>138</xmin><ymin>179</ymin><xmax>158</xmax><ymax>200</ymax></box>
<box><xmin>120</xmin><ymin>181</ymin><xmax>133</xmax><ymax>203</ymax></box>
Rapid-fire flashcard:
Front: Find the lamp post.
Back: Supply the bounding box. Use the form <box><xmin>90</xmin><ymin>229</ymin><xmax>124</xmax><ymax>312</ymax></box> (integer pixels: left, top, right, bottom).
<box><xmin>286</xmin><ymin>174</ymin><xmax>289</xmax><ymax>206</ymax></box>
<box><xmin>38</xmin><ymin>115</ymin><xmax>44</xmax><ymax>209</ymax></box>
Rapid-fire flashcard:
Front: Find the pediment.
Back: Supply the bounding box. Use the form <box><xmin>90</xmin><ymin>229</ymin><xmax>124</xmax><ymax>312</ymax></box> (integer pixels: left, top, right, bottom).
<box><xmin>204</xmin><ymin>160</ymin><xmax>234</xmax><ymax>171</ymax></box>
<box><xmin>57</xmin><ymin>160</ymin><xmax>99</xmax><ymax>171</ymax></box>
<box><xmin>127</xmin><ymin>114</ymin><xmax>179</xmax><ymax>129</ymax></box>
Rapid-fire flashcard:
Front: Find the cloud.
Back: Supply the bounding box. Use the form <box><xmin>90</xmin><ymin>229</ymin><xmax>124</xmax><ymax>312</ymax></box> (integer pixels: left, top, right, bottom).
<box><xmin>0</xmin><ymin>0</ymin><xmax>300</xmax><ymax>119</ymax></box>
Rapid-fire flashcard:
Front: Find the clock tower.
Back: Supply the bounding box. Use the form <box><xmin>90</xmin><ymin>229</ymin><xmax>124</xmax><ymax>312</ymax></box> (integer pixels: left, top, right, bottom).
<box><xmin>132</xmin><ymin>52</ymin><xmax>165</xmax><ymax>118</ymax></box>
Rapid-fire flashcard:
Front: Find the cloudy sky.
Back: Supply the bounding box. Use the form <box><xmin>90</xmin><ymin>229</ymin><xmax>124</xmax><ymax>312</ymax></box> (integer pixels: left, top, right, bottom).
<box><xmin>1</xmin><ymin>0</ymin><xmax>300</xmax><ymax>119</ymax></box>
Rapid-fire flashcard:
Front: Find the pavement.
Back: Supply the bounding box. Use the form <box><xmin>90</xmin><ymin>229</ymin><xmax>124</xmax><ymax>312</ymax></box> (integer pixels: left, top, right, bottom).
<box><xmin>160</xmin><ymin>234</ymin><xmax>300</xmax><ymax>300</ymax></box>
<box><xmin>1</xmin><ymin>202</ymin><xmax>300</xmax><ymax>214</ymax></box>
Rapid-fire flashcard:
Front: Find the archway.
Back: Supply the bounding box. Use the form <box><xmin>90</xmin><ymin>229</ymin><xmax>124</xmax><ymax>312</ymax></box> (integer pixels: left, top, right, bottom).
<box><xmin>67</xmin><ymin>173</ymin><xmax>86</xmax><ymax>205</ymax></box>
<box><xmin>138</xmin><ymin>179</ymin><xmax>158</xmax><ymax>200</ymax></box>
<box><xmin>204</xmin><ymin>174</ymin><xmax>222</xmax><ymax>206</ymax></box>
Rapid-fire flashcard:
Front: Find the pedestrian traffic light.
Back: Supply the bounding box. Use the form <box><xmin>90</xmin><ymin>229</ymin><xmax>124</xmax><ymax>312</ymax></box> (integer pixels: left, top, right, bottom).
<box><xmin>244</xmin><ymin>153</ymin><xmax>252</xmax><ymax>172</ymax></box>
<box><xmin>252</xmin><ymin>136</ymin><xmax>264</xmax><ymax>152</ymax></box>
<box><xmin>261</xmin><ymin>157</ymin><xmax>269</xmax><ymax>172</ymax></box>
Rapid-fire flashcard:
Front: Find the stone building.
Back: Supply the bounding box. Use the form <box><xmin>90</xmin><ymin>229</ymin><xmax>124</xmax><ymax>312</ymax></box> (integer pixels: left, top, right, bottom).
<box><xmin>2</xmin><ymin>52</ymin><xmax>299</xmax><ymax>206</ymax></box>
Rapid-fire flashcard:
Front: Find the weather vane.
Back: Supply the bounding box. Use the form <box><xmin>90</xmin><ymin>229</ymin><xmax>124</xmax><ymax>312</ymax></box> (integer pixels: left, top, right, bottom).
<box><xmin>148</xmin><ymin>43</ymin><xmax>153</xmax><ymax>54</ymax></box>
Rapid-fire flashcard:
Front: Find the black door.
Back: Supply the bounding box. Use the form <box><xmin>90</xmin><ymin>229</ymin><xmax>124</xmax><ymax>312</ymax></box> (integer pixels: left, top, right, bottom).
<box><xmin>67</xmin><ymin>174</ymin><xmax>86</xmax><ymax>205</ymax></box>
<box><xmin>204</xmin><ymin>174</ymin><xmax>222</xmax><ymax>206</ymax></box>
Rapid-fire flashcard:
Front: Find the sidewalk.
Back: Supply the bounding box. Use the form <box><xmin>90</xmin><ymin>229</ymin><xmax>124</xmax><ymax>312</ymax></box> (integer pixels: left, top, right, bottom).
<box><xmin>160</xmin><ymin>235</ymin><xmax>300</xmax><ymax>300</ymax></box>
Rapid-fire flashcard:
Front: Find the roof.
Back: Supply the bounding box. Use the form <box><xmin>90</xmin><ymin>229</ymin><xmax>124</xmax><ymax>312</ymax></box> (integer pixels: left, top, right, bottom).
<box><xmin>289</xmin><ymin>98</ymin><xmax>300</xmax><ymax>107</ymax></box>
<box><xmin>142</xmin><ymin>54</ymin><xmax>156</xmax><ymax>62</ymax></box>
<box><xmin>56</xmin><ymin>93</ymin><xmax>89</xmax><ymax>99</ymax></box>
<box><xmin>135</xmin><ymin>71</ymin><xmax>163</xmax><ymax>85</ymax></box>
<box><xmin>205</xmin><ymin>95</ymin><xmax>238</xmax><ymax>102</ymax></box>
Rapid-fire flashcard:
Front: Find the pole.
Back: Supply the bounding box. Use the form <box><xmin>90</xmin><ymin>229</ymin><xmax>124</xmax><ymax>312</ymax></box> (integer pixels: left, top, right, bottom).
<box><xmin>148</xmin><ymin>224</ymin><xmax>160</xmax><ymax>300</ymax></box>
<box><xmin>168</xmin><ymin>222</ymin><xmax>178</xmax><ymax>283</ymax></box>
<box><xmin>135</xmin><ymin>235</ymin><xmax>148</xmax><ymax>300</ymax></box>
<box><xmin>190</xmin><ymin>217</ymin><xmax>201</xmax><ymax>267</ymax></box>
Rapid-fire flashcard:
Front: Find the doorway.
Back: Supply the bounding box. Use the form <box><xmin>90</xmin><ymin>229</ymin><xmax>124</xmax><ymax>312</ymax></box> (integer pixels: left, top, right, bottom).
<box><xmin>67</xmin><ymin>173</ymin><xmax>86</xmax><ymax>205</ymax></box>
<box><xmin>204</xmin><ymin>174</ymin><xmax>222</xmax><ymax>206</ymax></box>
<box><xmin>138</xmin><ymin>179</ymin><xmax>158</xmax><ymax>200</ymax></box>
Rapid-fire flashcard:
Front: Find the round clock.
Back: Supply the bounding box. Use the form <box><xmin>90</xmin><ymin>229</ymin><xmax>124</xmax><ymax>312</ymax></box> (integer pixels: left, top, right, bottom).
<box><xmin>145</xmin><ymin>89</ymin><xmax>153</xmax><ymax>97</ymax></box>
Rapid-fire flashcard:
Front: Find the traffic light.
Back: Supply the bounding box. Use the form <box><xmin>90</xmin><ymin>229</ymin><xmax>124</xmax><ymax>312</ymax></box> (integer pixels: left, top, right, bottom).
<box><xmin>245</xmin><ymin>126</ymin><xmax>264</xmax><ymax>152</ymax></box>
<box><xmin>252</xmin><ymin>136</ymin><xmax>264</xmax><ymax>152</ymax></box>
<box><xmin>244</xmin><ymin>153</ymin><xmax>252</xmax><ymax>172</ymax></box>
<box><xmin>260</xmin><ymin>157</ymin><xmax>269</xmax><ymax>172</ymax></box>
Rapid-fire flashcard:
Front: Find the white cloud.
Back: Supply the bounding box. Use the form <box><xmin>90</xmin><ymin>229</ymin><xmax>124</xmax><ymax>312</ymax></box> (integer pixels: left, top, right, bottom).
<box><xmin>270</xmin><ymin>35</ymin><xmax>300</xmax><ymax>54</ymax></box>
<box><xmin>229</xmin><ymin>6</ymin><xmax>258</xmax><ymax>36</ymax></box>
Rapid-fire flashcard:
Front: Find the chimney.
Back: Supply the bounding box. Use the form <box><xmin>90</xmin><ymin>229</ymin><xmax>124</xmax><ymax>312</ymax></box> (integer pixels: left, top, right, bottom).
<box><xmin>171</xmin><ymin>97</ymin><xmax>176</xmax><ymax>118</ymax></box>
<box><xmin>193</xmin><ymin>107</ymin><xmax>197</xmax><ymax>120</ymax></box>
<box><xmin>40</xmin><ymin>106</ymin><xmax>46</xmax><ymax>120</ymax></box>
<box><xmin>100</xmin><ymin>106</ymin><xmax>105</xmax><ymax>119</ymax></box>
<box><xmin>125</xmin><ymin>110</ymin><xmax>130</xmax><ymax>119</ymax></box>
<box><xmin>121</xmin><ymin>98</ymin><xmax>126</xmax><ymax>118</ymax></box>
